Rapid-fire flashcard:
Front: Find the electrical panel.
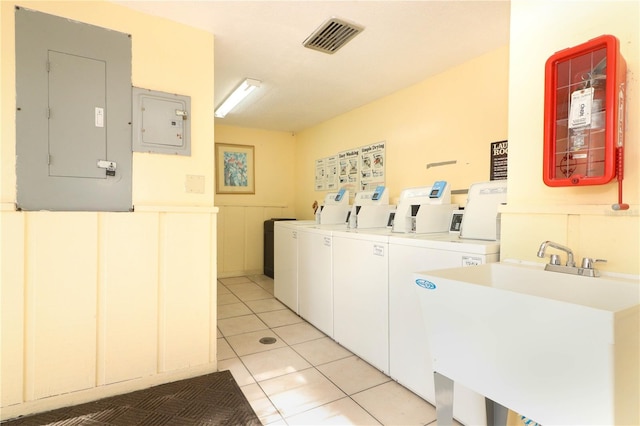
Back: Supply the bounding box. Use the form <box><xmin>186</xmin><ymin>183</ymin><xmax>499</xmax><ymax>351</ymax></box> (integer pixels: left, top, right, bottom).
<box><xmin>15</xmin><ymin>7</ymin><xmax>132</xmax><ymax>211</ymax></box>
<box><xmin>132</xmin><ymin>88</ymin><xmax>191</xmax><ymax>156</ymax></box>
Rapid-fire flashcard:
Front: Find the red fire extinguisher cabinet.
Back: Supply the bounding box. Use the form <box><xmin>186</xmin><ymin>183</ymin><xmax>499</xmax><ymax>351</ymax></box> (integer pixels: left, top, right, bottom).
<box><xmin>543</xmin><ymin>35</ymin><xmax>626</xmax><ymax>186</ymax></box>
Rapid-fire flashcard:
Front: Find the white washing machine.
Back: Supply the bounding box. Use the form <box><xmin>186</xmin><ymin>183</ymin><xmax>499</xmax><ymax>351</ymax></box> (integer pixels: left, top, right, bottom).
<box><xmin>297</xmin><ymin>224</ymin><xmax>348</xmax><ymax>337</ymax></box>
<box><xmin>273</xmin><ymin>220</ymin><xmax>316</xmax><ymax>313</ymax></box>
<box><xmin>388</xmin><ymin>230</ymin><xmax>502</xmax><ymax>424</ymax></box>
<box><xmin>332</xmin><ymin>227</ymin><xmax>392</xmax><ymax>374</ymax></box>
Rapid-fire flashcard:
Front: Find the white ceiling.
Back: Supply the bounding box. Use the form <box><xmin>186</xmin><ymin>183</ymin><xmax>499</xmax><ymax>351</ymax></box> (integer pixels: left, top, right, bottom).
<box><xmin>113</xmin><ymin>1</ymin><xmax>511</xmax><ymax>133</ymax></box>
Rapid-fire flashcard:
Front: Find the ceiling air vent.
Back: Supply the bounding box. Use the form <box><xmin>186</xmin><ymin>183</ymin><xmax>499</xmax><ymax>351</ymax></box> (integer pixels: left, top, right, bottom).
<box><xmin>303</xmin><ymin>17</ymin><xmax>364</xmax><ymax>54</ymax></box>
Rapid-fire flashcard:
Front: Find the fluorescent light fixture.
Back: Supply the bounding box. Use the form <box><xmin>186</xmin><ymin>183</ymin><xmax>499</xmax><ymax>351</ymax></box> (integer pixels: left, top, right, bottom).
<box><xmin>214</xmin><ymin>78</ymin><xmax>261</xmax><ymax>118</ymax></box>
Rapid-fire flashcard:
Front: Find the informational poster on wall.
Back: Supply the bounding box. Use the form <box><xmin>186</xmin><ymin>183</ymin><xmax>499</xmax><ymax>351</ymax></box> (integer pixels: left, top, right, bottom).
<box><xmin>325</xmin><ymin>155</ymin><xmax>338</xmax><ymax>190</ymax></box>
<box><xmin>338</xmin><ymin>149</ymin><xmax>360</xmax><ymax>196</ymax></box>
<box><xmin>315</xmin><ymin>159</ymin><xmax>326</xmax><ymax>190</ymax></box>
<box><xmin>359</xmin><ymin>142</ymin><xmax>385</xmax><ymax>191</ymax></box>
<box><xmin>315</xmin><ymin>156</ymin><xmax>339</xmax><ymax>191</ymax></box>
<box><xmin>316</xmin><ymin>141</ymin><xmax>386</xmax><ymax>194</ymax></box>
<box><xmin>490</xmin><ymin>140</ymin><xmax>508</xmax><ymax>180</ymax></box>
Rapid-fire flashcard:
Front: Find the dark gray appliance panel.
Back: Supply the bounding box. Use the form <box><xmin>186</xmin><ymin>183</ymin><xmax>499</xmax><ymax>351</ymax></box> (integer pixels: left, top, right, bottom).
<box><xmin>48</xmin><ymin>50</ymin><xmax>107</xmax><ymax>179</ymax></box>
<box><xmin>15</xmin><ymin>7</ymin><xmax>132</xmax><ymax>211</ymax></box>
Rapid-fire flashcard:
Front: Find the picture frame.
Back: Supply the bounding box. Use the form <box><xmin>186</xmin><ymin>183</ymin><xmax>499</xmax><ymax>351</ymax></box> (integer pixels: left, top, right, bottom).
<box><xmin>215</xmin><ymin>143</ymin><xmax>255</xmax><ymax>194</ymax></box>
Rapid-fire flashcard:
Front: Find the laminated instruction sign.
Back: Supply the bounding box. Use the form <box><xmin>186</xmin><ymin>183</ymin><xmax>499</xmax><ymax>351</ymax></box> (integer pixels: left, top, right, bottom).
<box><xmin>315</xmin><ymin>155</ymin><xmax>339</xmax><ymax>191</ymax></box>
<box><xmin>315</xmin><ymin>141</ymin><xmax>386</xmax><ymax>194</ymax></box>
<box><xmin>359</xmin><ymin>142</ymin><xmax>385</xmax><ymax>191</ymax></box>
<box><xmin>338</xmin><ymin>149</ymin><xmax>360</xmax><ymax>195</ymax></box>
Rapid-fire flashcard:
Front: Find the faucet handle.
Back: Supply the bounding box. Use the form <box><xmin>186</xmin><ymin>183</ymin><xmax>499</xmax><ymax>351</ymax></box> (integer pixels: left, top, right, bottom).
<box><xmin>581</xmin><ymin>257</ymin><xmax>607</xmax><ymax>269</ymax></box>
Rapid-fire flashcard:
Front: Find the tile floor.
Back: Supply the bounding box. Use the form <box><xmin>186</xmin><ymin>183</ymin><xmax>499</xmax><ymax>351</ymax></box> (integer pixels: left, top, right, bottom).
<box><xmin>217</xmin><ymin>274</ymin><xmax>449</xmax><ymax>426</ymax></box>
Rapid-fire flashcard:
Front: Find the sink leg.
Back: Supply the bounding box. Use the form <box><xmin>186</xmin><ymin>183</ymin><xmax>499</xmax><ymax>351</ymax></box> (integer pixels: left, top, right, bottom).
<box><xmin>485</xmin><ymin>397</ymin><xmax>508</xmax><ymax>426</ymax></box>
<box><xmin>434</xmin><ymin>372</ymin><xmax>454</xmax><ymax>425</ymax></box>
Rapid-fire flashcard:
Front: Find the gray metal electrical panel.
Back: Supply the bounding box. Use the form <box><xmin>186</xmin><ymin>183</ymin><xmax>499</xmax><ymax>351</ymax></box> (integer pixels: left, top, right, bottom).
<box><xmin>132</xmin><ymin>87</ymin><xmax>191</xmax><ymax>156</ymax></box>
<box><xmin>15</xmin><ymin>7</ymin><xmax>132</xmax><ymax>211</ymax></box>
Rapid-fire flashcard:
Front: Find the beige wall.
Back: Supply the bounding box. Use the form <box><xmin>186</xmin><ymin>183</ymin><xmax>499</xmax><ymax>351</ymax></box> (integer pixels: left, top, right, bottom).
<box><xmin>502</xmin><ymin>0</ymin><xmax>639</xmax><ymax>275</ymax></box>
<box><xmin>294</xmin><ymin>45</ymin><xmax>510</xmax><ymax>217</ymax></box>
<box><xmin>214</xmin><ymin>125</ymin><xmax>296</xmax><ymax>276</ymax></box>
<box><xmin>1</xmin><ymin>1</ymin><xmax>217</xmax><ymax>419</ymax></box>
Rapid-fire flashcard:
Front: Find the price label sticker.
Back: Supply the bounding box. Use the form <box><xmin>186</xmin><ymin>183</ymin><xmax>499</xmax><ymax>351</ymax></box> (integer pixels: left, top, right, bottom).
<box><xmin>462</xmin><ymin>256</ymin><xmax>481</xmax><ymax>266</ymax></box>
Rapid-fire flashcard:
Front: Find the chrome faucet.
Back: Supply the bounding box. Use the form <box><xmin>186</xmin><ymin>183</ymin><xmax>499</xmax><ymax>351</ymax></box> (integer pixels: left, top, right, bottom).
<box><xmin>537</xmin><ymin>240</ymin><xmax>605</xmax><ymax>277</ymax></box>
<box><xmin>537</xmin><ymin>240</ymin><xmax>575</xmax><ymax>267</ymax></box>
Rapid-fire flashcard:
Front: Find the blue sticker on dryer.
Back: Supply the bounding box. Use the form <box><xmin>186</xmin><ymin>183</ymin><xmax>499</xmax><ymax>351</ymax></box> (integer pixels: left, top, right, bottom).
<box><xmin>415</xmin><ymin>279</ymin><xmax>437</xmax><ymax>290</ymax></box>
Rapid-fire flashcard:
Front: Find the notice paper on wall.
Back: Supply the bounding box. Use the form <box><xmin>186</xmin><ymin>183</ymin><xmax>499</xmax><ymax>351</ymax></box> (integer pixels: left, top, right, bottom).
<box><xmin>316</xmin><ymin>141</ymin><xmax>386</xmax><ymax>196</ymax></box>
<box><xmin>338</xmin><ymin>148</ymin><xmax>360</xmax><ymax>195</ymax></box>
<box><xmin>359</xmin><ymin>142</ymin><xmax>385</xmax><ymax>191</ymax></box>
<box><xmin>315</xmin><ymin>155</ymin><xmax>339</xmax><ymax>191</ymax></box>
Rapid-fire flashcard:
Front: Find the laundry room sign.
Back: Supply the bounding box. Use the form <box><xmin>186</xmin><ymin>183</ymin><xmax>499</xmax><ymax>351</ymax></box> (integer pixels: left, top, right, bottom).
<box><xmin>490</xmin><ymin>140</ymin><xmax>508</xmax><ymax>180</ymax></box>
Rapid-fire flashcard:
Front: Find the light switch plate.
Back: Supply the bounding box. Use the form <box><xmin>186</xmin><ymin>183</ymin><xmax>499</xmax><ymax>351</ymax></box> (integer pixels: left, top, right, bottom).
<box><xmin>185</xmin><ymin>175</ymin><xmax>205</xmax><ymax>193</ymax></box>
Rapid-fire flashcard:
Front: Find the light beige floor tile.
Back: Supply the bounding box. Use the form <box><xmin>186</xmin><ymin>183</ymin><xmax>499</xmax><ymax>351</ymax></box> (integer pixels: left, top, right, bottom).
<box><xmin>219</xmin><ymin>276</ymin><xmax>253</xmax><ymax>285</ymax></box>
<box><xmin>260</xmin><ymin>368</ymin><xmax>346</xmax><ymax>418</ymax></box>
<box><xmin>217</xmin><ymin>293</ymin><xmax>241</xmax><ymax>306</ymax></box>
<box><xmin>291</xmin><ymin>337</ymin><xmax>353</xmax><ymax>366</ymax></box>
<box><xmin>217</xmin><ymin>357</ymin><xmax>255</xmax><ymax>386</ymax></box>
<box><xmin>351</xmin><ymin>381</ymin><xmax>437</xmax><ymax>426</ymax></box>
<box><xmin>245</xmin><ymin>298</ymin><xmax>287</xmax><ymax>313</ymax></box>
<box><xmin>216</xmin><ymin>337</ymin><xmax>236</xmax><ymax>360</ymax></box>
<box><xmin>273</xmin><ymin>322</ymin><xmax>325</xmax><ymax>345</ymax></box>
<box><xmin>248</xmin><ymin>274</ymin><xmax>273</xmax><ymax>285</ymax></box>
<box><xmin>317</xmin><ymin>355</ymin><xmax>391</xmax><ymax>395</ymax></box>
<box><xmin>241</xmin><ymin>383</ymin><xmax>284</xmax><ymax>425</ymax></box>
<box><xmin>257</xmin><ymin>309</ymin><xmax>304</xmax><ymax>328</ymax></box>
<box><xmin>249</xmin><ymin>275</ymin><xmax>274</xmax><ymax>292</ymax></box>
<box><xmin>216</xmin><ymin>274</ymin><xmax>441</xmax><ymax>425</ymax></box>
<box><xmin>241</xmin><ymin>346</ymin><xmax>311</xmax><ymax>382</ymax></box>
<box><xmin>255</xmin><ymin>281</ymin><xmax>274</xmax><ymax>294</ymax></box>
<box><xmin>284</xmin><ymin>396</ymin><xmax>382</xmax><ymax>425</ymax></box>
<box><xmin>217</xmin><ymin>302</ymin><xmax>253</xmax><ymax>319</ymax></box>
<box><xmin>218</xmin><ymin>314</ymin><xmax>267</xmax><ymax>336</ymax></box>
<box><xmin>226</xmin><ymin>282</ymin><xmax>264</xmax><ymax>294</ymax></box>
<box><xmin>234</xmin><ymin>288</ymin><xmax>274</xmax><ymax>302</ymax></box>
<box><xmin>226</xmin><ymin>329</ymin><xmax>287</xmax><ymax>356</ymax></box>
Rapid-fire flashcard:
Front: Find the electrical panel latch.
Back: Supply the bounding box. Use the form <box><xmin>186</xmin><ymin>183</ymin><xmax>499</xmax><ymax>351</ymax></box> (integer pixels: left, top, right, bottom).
<box><xmin>97</xmin><ymin>160</ymin><xmax>117</xmax><ymax>176</ymax></box>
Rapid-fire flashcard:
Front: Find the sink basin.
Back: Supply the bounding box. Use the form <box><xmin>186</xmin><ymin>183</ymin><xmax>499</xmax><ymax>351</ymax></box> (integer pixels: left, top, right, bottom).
<box><xmin>414</xmin><ymin>261</ymin><xmax>639</xmax><ymax>425</ymax></box>
<box><xmin>419</xmin><ymin>261</ymin><xmax>639</xmax><ymax>312</ymax></box>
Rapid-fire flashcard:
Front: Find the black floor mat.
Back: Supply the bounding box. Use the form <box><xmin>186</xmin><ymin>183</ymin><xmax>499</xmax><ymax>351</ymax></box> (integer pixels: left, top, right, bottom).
<box><xmin>2</xmin><ymin>370</ymin><xmax>262</xmax><ymax>425</ymax></box>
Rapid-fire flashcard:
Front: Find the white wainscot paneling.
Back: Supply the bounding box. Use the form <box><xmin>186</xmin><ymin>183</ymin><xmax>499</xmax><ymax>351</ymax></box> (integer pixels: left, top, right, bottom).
<box><xmin>160</xmin><ymin>213</ymin><xmax>212</xmax><ymax>372</ymax></box>
<box><xmin>99</xmin><ymin>212</ymin><xmax>159</xmax><ymax>385</ymax></box>
<box><xmin>1</xmin><ymin>208</ymin><xmax>218</xmax><ymax>421</ymax></box>
<box><xmin>1</xmin><ymin>212</ymin><xmax>26</xmax><ymax>406</ymax></box>
<box><xmin>217</xmin><ymin>205</ymin><xmax>292</xmax><ymax>277</ymax></box>
<box><xmin>25</xmin><ymin>212</ymin><xmax>98</xmax><ymax>400</ymax></box>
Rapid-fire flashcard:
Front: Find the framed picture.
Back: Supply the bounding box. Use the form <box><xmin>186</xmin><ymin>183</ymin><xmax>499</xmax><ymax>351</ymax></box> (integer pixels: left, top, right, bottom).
<box><xmin>215</xmin><ymin>143</ymin><xmax>255</xmax><ymax>194</ymax></box>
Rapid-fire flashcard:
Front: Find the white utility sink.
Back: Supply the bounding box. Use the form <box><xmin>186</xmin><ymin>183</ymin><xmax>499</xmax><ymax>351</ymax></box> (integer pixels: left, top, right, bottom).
<box><xmin>414</xmin><ymin>261</ymin><xmax>639</xmax><ymax>425</ymax></box>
